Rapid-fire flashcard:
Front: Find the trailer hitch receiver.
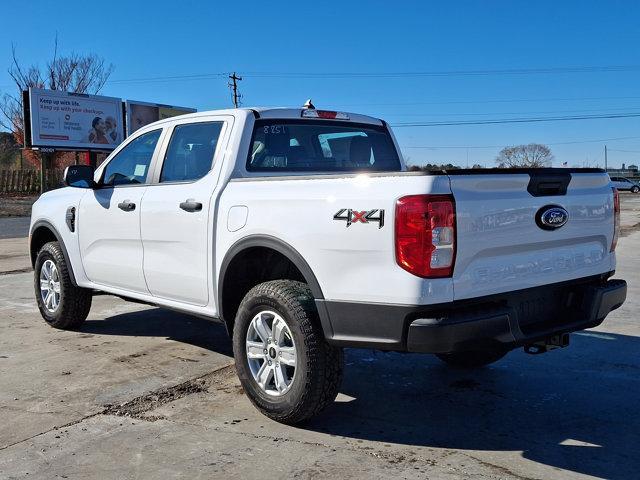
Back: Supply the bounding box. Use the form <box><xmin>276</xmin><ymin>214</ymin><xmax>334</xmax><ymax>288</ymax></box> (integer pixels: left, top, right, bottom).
<box><xmin>524</xmin><ymin>333</ymin><xmax>570</xmax><ymax>355</ymax></box>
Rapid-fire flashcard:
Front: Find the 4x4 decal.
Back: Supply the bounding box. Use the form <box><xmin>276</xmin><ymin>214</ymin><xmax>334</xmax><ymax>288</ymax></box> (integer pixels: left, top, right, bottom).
<box><xmin>333</xmin><ymin>209</ymin><xmax>385</xmax><ymax>228</ymax></box>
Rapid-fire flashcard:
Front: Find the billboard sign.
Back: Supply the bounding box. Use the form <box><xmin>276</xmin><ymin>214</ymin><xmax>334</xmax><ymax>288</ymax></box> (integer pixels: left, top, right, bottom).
<box><xmin>28</xmin><ymin>88</ymin><xmax>124</xmax><ymax>150</ymax></box>
<box><xmin>126</xmin><ymin>100</ymin><xmax>196</xmax><ymax>135</ymax></box>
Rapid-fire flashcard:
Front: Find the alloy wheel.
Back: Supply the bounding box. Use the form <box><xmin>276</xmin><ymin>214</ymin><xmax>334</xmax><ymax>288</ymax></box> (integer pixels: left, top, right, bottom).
<box><xmin>39</xmin><ymin>259</ymin><xmax>61</xmax><ymax>313</ymax></box>
<box><xmin>245</xmin><ymin>310</ymin><xmax>297</xmax><ymax>396</ymax></box>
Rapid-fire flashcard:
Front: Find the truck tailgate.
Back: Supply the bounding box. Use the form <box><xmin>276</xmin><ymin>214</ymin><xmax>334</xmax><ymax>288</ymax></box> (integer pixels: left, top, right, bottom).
<box><xmin>450</xmin><ymin>171</ymin><xmax>615</xmax><ymax>300</ymax></box>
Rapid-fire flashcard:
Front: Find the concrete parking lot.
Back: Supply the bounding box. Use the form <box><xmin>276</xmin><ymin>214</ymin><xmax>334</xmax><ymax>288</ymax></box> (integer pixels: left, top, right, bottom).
<box><xmin>0</xmin><ymin>195</ymin><xmax>639</xmax><ymax>479</ymax></box>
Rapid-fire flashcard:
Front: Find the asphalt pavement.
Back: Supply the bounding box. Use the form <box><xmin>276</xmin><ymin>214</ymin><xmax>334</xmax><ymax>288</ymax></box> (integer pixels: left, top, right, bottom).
<box><xmin>0</xmin><ymin>197</ymin><xmax>639</xmax><ymax>479</ymax></box>
<box><xmin>0</xmin><ymin>217</ymin><xmax>31</xmax><ymax>239</ymax></box>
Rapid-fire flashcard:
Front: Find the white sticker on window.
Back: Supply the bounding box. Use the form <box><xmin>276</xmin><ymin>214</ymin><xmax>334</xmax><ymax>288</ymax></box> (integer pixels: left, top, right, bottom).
<box><xmin>134</xmin><ymin>164</ymin><xmax>146</xmax><ymax>177</ymax></box>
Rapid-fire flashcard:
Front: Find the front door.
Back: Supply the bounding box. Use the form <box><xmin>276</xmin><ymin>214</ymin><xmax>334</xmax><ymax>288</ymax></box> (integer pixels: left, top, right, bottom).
<box><xmin>79</xmin><ymin>128</ymin><xmax>163</xmax><ymax>293</ymax></box>
<box><xmin>141</xmin><ymin>119</ymin><xmax>228</xmax><ymax>306</ymax></box>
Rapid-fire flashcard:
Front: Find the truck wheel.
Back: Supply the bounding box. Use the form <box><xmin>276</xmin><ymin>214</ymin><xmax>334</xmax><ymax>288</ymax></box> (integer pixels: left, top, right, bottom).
<box><xmin>436</xmin><ymin>348</ymin><xmax>507</xmax><ymax>369</ymax></box>
<box><xmin>233</xmin><ymin>280</ymin><xmax>343</xmax><ymax>424</ymax></box>
<box><xmin>34</xmin><ymin>241</ymin><xmax>92</xmax><ymax>330</ymax></box>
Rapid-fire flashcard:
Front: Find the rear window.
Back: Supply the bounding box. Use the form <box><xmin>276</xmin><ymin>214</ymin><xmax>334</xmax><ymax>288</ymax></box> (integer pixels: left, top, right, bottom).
<box><xmin>247</xmin><ymin>119</ymin><xmax>401</xmax><ymax>172</ymax></box>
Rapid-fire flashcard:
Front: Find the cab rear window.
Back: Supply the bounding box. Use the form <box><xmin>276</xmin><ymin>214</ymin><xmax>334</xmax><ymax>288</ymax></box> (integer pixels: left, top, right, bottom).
<box><xmin>247</xmin><ymin>120</ymin><xmax>401</xmax><ymax>172</ymax></box>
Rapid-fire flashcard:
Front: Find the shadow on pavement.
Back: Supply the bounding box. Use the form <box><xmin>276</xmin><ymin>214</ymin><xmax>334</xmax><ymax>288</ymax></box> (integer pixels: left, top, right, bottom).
<box><xmin>82</xmin><ymin>307</ymin><xmax>233</xmax><ymax>356</ymax></box>
<box><xmin>308</xmin><ymin>331</ymin><xmax>639</xmax><ymax>480</ymax></box>
<box><xmin>81</xmin><ymin>306</ymin><xmax>637</xmax><ymax>479</ymax></box>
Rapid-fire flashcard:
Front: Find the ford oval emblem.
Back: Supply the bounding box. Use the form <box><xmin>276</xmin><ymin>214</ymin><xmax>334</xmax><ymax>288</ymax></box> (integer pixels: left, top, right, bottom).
<box><xmin>536</xmin><ymin>205</ymin><xmax>569</xmax><ymax>230</ymax></box>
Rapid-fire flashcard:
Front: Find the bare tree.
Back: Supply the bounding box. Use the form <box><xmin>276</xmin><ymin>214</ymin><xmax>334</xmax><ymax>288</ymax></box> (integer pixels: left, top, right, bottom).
<box><xmin>407</xmin><ymin>163</ymin><xmax>461</xmax><ymax>172</ymax></box>
<box><xmin>0</xmin><ymin>37</ymin><xmax>114</xmax><ymax>147</ymax></box>
<box><xmin>495</xmin><ymin>143</ymin><xmax>554</xmax><ymax>168</ymax></box>
<box><xmin>0</xmin><ymin>131</ymin><xmax>20</xmax><ymax>167</ymax></box>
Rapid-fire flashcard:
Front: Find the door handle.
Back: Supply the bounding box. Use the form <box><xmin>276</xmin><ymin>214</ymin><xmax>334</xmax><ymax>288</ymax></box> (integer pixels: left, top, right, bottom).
<box><xmin>118</xmin><ymin>200</ymin><xmax>136</xmax><ymax>212</ymax></box>
<box><xmin>180</xmin><ymin>199</ymin><xmax>203</xmax><ymax>212</ymax></box>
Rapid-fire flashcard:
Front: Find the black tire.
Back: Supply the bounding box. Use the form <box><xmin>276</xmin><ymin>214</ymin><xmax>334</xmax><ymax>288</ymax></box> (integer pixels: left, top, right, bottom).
<box><xmin>632</xmin><ymin>186</ymin><xmax>639</xmax><ymax>193</ymax></box>
<box><xmin>232</xmin><ymin>280</ymin><xmax>343</xmax><ymax>424</ymax></box>
<box><xmin>34</xmin><ymin>241</ymin><xmax>92</xmax><ymax>330</ymax></box>
<box><xmin>436</xmin><ymin>348</ymin><xmax>508</xmax><ymax>369</ymax></box>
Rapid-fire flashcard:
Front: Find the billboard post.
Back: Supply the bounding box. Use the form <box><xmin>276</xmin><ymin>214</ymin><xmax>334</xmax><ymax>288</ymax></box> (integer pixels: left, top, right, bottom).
<box><xmin>39</xmin><ymin>156</ymin><xmax>44</xmax><ymax>195</ymax></box>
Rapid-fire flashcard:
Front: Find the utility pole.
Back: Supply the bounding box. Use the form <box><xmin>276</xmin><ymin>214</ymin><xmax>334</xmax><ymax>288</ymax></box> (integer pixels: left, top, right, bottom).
<box><xmin>228</xmin><ymin>72</ymin><xmax>242</xmax><ymax>108</ymax></box>
<box><xmin>604</xmin><ymin>145</ymin><xmax>608</xmax><ymax>171</ymax></box>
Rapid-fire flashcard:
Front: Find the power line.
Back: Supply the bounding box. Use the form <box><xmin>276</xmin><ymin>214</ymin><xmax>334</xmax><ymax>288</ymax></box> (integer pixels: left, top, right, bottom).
<box><xmin>608</xmin><ymin>148</ymin><xmax>640</xmax><ymax>153</ymax></box>
<box><xmin>240</xmin><ymin>65</ymin><xmax>640</xmax><ymax>78</ymax></box>
<box><xmin>107</xmin><ymin>73</ymin><xmax>227</xmax><ymax>84</ymax></box>
<box><xmin>5</xmin><ymin>65</ymin><xmax>640</xmax><ymax>95</ymax></box>
<box><xmin>381</xmin><ymin>106</ymin><xmax>640</xmax><ymax>118</ymax></box>
<box><xmin>100</xmin><ymin>64</ymin><xmax>640</xmax><ymax>85</ymax></box>
<box><xmin>329</xmin><ymin>95</ymin><xmax>640</xmax><ymax>107</ymax></box>
<box><xmin>402</xmin><ymin>135</ymin><xmax>640</xmax><ymax>149</ymax></box>
<box><xmin>390</xmin><ymin>112</ymin><xmax>640</xmax><ymax>127</ymax></box>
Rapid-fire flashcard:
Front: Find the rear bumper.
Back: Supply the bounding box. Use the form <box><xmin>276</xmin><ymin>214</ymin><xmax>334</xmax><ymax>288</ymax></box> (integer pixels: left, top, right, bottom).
<box><xmin>316</xmin><ymin>274</ymin><xmax>626</xmax><ymax>353</ymax></box>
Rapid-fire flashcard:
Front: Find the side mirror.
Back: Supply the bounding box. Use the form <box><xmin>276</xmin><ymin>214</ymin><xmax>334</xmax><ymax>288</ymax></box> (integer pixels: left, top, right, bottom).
<box><xmin>64</xmin><ymin>165</ymin><xmax>96</xmax><ymax>189</ymax></box>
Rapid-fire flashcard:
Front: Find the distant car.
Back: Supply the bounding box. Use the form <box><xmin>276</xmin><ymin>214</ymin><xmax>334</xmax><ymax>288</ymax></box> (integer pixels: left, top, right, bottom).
<box><xmin>610</xmin><ymin>176</ymin><xmax>640</xmax><ymax>193</ymax></box>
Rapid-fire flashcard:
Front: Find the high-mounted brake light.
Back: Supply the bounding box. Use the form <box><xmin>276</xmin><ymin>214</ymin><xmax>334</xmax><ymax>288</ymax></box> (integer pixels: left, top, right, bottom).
<box><xmin>301</xmin><ymin>109</ymin><xmax>350</xmax><ymax>120</ymax></box>
<box><xmin>611</xmin><ymin>187</ymin><xmax>620</xmax><ymax>252</ymax></box>
<box><xmin>395</xmin><ymin>195</ymin><xmax>456</xmax><ymax>278</ymax></box>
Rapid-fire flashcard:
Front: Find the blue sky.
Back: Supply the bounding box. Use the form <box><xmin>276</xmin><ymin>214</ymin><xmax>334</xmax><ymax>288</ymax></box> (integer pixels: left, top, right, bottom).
<box><xmin>1</xmin><ymin>0</ymin><xmax>640</xmax><ymax>167</ymax></box>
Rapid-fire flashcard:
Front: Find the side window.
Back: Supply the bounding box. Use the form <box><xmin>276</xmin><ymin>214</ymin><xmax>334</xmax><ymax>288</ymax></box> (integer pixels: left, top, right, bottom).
<box><xmin>102</xmin><ymin>129</ymin><xmax>161</xmax><ymax>186</ymax></box>
<box><xmin>160</xmin><ymin>122</ymin><xmax>223</xmax><ymax>183</ymax></box>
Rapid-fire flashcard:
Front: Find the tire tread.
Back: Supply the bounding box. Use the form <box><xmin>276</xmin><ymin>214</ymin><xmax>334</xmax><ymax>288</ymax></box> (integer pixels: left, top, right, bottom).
<box><xmin>35</xmin><ymin>241</ymin><xmax>92</xmax><ymax>330</ymax></box>
<box><xmin>233</xmin><ymin>280</ymin><xmax>343</xmax><ymax>424</ymax></box>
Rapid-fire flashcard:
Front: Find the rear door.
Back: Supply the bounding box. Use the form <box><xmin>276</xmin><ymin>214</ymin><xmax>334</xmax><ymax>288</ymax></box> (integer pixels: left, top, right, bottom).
<box><xmin>449</xmin><ymin>170</ymin><xmax>615</xmax><ymax>300</ymax></box>
<box><xmin>140</xmin><ymin>116</ymin><xmax>231</xmax><ymax>306</ymax></box>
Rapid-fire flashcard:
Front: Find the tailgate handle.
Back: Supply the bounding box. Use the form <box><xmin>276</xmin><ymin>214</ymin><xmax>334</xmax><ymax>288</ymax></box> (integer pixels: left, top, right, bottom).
<box><xmin>527</xmin><ymin>173</ymin><xmax>571</xmax><ymax>197</ymax></box>
<box><xmin>538</xmin><ymin>182</ymin><xmax>562</xmax><ymax>194</ymax></box>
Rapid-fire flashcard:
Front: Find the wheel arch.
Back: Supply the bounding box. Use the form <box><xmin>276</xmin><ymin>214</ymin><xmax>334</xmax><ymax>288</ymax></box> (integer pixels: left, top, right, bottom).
<box><xmin>218</xmin><ymin>235</ymin><xmax>325</xmax><ymax>334</ymax></box>
<box><xmin>30</xmin><ymin>220</ymin><xmax>78</xmax><ymax>286</ymax></box>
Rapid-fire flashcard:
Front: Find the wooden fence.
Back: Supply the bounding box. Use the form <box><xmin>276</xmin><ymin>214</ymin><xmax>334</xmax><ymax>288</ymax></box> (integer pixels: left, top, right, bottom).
<box><xmin>0</xmin><ymin>169</ymin><xmax>64</xmax><ymax>194</ymax></box>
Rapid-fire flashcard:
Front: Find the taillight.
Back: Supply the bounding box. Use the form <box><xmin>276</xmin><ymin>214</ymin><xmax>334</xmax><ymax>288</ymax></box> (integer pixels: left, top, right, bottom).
<box><xmin>611</xmin><ymin>187</ymin><xmax>620</xmax><ymax>252</ymax></box>
<box><xmin>395</xmin><ymin>195</ymin><xmax>456</xmax><ymax>278</ymax></box>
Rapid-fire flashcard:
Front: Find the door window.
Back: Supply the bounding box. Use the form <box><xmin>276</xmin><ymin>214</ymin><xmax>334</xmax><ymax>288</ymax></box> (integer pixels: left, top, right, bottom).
<box><xmin>102</xmin><ymin>129</ymin><xmax>161</xmax><ymax>186</ymax></box>
<box><xmin>160</xmin><ymin>122</ymin><xmax>224</xmax><ymax>183</ymax></box>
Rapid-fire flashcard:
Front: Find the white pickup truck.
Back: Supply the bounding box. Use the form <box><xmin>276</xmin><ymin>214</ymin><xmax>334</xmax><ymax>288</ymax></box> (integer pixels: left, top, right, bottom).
<box><xmin>29</xmin><ymin>106</ymin><xmax>627</xmax><ymax>424</ymax></box>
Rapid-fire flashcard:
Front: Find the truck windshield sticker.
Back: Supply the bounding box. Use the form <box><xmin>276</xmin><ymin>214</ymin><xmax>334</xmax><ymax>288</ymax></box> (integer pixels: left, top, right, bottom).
<box><xmin>133</xmin><ymin>164</ymin><xmax>147</xmax><ymax>177</ymax></box>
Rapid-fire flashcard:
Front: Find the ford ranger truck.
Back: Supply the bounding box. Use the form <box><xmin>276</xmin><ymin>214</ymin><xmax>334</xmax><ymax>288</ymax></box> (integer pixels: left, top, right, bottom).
<box><xmin>29</xmin><ymin>107</ymin><xmax>627</xmax><ymax>424</ymax></box>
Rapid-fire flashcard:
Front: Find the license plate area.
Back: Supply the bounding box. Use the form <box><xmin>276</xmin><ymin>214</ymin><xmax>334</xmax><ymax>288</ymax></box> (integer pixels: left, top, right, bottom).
<box><xmin>512</xmin><ymin>284</ymin><xmax>587</xmax><ymax>336</ymax></box>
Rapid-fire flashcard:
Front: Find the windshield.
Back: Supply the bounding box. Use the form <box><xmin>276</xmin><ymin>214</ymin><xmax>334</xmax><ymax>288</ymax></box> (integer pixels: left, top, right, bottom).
<box><xmin>247</xmin><ymin>119</ymin><xmax>401</xmax><ymax>172</ymax></box>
